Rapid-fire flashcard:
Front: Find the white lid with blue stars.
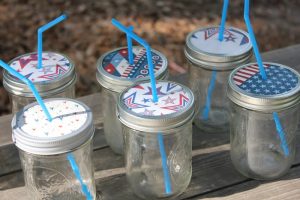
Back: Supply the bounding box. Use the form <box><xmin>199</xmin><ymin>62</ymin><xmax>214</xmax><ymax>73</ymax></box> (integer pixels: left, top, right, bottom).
<box><xmin>185</xmin><ymin>26</ymin><xmax>252</xmax><ymax>69</ymax></box>
<box><xmin>117</xmin><ymin>80</ymin><xmax>195</xmax><ymax>132</ymax></box>
<box><xmin>12</xmin><ymin>98</ymin><xmax>94</xmax><ymax>155</ymax></box>
<box><xmin>228</xmin><ymin>62</ymin><xmax>300</xmax><ymax>111</ymax></box>
<box><xmin>96</xmin><ymin>46</ymin><xmax>168</xmax><ymax>92</ymax></box>
<box><xmin>3</xmin><ymin>52</ymin><xmax>76</xmax><ymax>96</ymax></box>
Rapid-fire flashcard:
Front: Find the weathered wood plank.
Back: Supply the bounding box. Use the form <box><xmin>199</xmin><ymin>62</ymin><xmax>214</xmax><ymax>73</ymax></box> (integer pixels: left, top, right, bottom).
<box><xmin>190</xmin><ymin>165</ymin><xmax>300</xmax><ymax>200</ymax></box>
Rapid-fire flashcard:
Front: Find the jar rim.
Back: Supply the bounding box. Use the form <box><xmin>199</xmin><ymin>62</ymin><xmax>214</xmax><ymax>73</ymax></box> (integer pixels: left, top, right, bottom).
<box><xmin>185</xmin><ymin>26</ymin><xmax>253</xmax><ymax>70</ymax></box>
<box><xmin>96</xmin><ymin>46</ymin><xmax>168</xmax><ymax>92</ymax></box>
<box><xmin>3</xmin><ymin>51</ymin><xmax>76</xmax><ymax>96</ymax></box>
<box><xmin>227</xmin><ymin>62</ymin><xmax>300</xmax><ymax>111</ymax></box>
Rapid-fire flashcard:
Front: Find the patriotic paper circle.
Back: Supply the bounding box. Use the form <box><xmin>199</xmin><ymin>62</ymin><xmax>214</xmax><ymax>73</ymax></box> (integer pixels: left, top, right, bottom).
<box><xmin>189</xmin><ymin>27</ymin><xmax>251</xmax><ymax>56</ymax></box>
<box><xmin>9</xmin><ymin>52</ymin><xmax>72</xmax><ymax>83</ymax></box>
<box><xmin>122</xmin><ymin>81</ymin><xmax>193</xmax><ymax>116</ymax></box>
<box><xmin>16</xmin><ymin>99</ymin><xmax>88</xmax><ymax>138</ymax></box>
<box><xmin>232</xmin><ymin>63</ymin><xmax>299</xmax><ymax>96</ymax></box>
<box><xmin>101</xmin><ymin>47</ymin><xmax>165</xmax><ymax>79</ymax></box>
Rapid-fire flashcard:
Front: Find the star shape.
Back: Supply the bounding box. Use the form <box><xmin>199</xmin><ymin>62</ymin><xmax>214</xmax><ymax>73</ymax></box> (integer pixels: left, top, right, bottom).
<box><xmin>142</xmin><ymin>98</ymin><xmax>150</xmax><ymax>103</ymax></box>
<box><xmin>143</xmin><ymin>86</ymin><xmax>166</xmax><ymax>96</ymax></box>
<box><xmin>162</xmin><ymin>96</ymin><xmax>176</xmax><ymax>105</ymax></box>
<box><xmin>224</xmin><ymin>34</ymin><xmax>236</xmax><ymax>42</ymax></box>
<box><xmin>141</xmin><ymin>108</ymin><xmax>155</xmax><ymax>116</ymax></box>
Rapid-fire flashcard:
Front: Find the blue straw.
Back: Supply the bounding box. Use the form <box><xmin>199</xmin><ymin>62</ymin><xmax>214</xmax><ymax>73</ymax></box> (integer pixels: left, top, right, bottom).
<box><xmin>243</xmin><ymin>1</ymin><xmax>288</xmax><ymax>157</ymax></box>
<box><xmin>273</xmin><ymin>113</ymin><xmax>289</xmax><ymax>156</ymax></box>
<box><xmin>0</xmin><ymin>60</ymin><xmax>52</xmax><ymax>121</ymax></box>
<box><xmin>157</xmin><ymin>134</ymin><xmax>172</xmax><ymax>194</ymax></box>
<box><xmin>244</xmin><ymin>0</ymin><xmax>267</xmax><ymax>80</ymax></box>
<box><xmin>37</xmin><ymin>14</ymin><xmax>67</xmax><ymax>69</ymax></box>
<box><xmin>218</xmin><ymin>0</ymin><xmax>229</xmax><ymax>41</ymax></box>
<box><xmin>202</xmin><ymin>71</ymin><xmax>217</xmax><ymax>120</ymax></box>
<box><xmin>127</xmin><ymin>26</ymin><xmax>134</xmax><ymax>65</ymax></box>
<box><xmin>111</xmin><ymin>18</ymin><xmax>158</xmax><ymax>102</ymax></box>
<box><xmin>112</xmin><ymin>19</ymin><xmax>171</xmax><ymax>194</ymax></box>
<box><xmin>67</xmin><ymin>154</ymin><xmax>93</xmax><ymax>200</ymax></box>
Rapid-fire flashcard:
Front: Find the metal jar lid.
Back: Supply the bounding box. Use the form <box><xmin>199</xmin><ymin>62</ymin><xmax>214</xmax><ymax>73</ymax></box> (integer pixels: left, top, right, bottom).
<box><xmin>117</xmin><ymin>80</ymin><xmax>195</xmax><ymax>132</ymax></box>
<box><xmin>96</xmin><ymin>46</ymin><xmax>168</xmax><ymax>93</ymax></box>
<box><xmin>3</xmin><ymin>52</ymin><xmax>76</xmax><ymax>97</ymax></box>
<box><xmin>228</xmin><ymin>62</ymin><xmax>300</xmax><ymax>112</ymax></box>
<box><xmin>12</xmin><ymin>98</ymin><xmax>94</xmax><ymax>155</ymax></box>
<box><xmin>184</xmin><ymin>26</ymin><xmax>253</xmax><ymax>70</ymax></box>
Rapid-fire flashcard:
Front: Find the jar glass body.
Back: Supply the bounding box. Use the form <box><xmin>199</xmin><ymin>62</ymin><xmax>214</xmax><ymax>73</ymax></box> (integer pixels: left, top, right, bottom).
<box><xmin>188</xmin><ymin>61</ymin><xmax>231</xmax><ymax>133</ymax></box>
<box><xmin>10</xmin><ymin>86</ymin><xmax>75</xmax><ymax>114</ymax></box>
<box><xmin>123</xmin><ymin>122</ymin><xmax>192</xmax><ymax>199</ymax></box>
<box><xmin>230</xmin><ymin>102</ymin><xmax>299</xmax><ymax>180</ymax></box>
<box><xmin>102</xmin><ymin>88</ymin><xmax>124</xmax><ymax>154</ymax></box>
<box><xmin>19</xmin><ymin>137</ymin><xmax>96</xmax><ymax>200</ymax></box>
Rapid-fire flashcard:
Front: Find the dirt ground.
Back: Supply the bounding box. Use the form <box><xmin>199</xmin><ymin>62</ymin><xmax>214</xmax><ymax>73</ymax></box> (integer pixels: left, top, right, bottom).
<box><xmin>0</xmin><ymin>0</ymin><xmax>300</xmax><ymax>115</ymax></box>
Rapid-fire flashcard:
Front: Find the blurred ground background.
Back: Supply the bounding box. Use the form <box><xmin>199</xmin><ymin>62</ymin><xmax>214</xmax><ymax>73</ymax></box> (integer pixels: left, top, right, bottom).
<box><xmin>0</xmin><ymin>0</ymin><xmax>300</xmax><ymax>115</ymax></box>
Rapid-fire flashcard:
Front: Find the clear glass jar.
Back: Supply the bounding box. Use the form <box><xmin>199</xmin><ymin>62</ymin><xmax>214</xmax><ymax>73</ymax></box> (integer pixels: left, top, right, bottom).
<box><xmin>230</xmin><ymin>103</ymin><xmax>299</xmax><ymax>180</ymax></box>
<box><xmin>117</xmin><ymin>81</ymin><xmax>195</xmax><ymax>199</ymax></box>
<box><xmin>19</xmin><ymin>138</ymin><xmax>95</xmax><ymax>200</ymax></box>
<box><xmin>123</xmin><ymin>125</ymin><xmax>192</xmax><ymax>199</ymax></box>
<box><xmin>12</xmin><ymin>98</ymin><xmax>96</xmax><ymax>199</ymax></box>
<box><xmin>185</xmin><ymin>26</ymin><xmax>252</xmax><ymax>133</ymax></box>
<box><xmin>97</xmin><ymin>46</ymin><xmax>168</xmax><ymax>154</ymax></box>
<box><xmin>3</xmin><ymin>51</ymin><xmax>76</xmax><ymax>114</ymax></box>
<box><xmin>228</xmin><ymin>62</ymin><xmax>300</xmax><ymax>180</ymax></box>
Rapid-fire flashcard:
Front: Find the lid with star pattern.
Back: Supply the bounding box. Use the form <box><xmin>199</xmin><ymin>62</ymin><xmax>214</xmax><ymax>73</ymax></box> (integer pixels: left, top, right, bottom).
<box><xmin>96</xmin><ymin>46</ymin><xmax>168</xmax><ymax>92</ymax></box>
<box><xmin>228</xmin><ymin>62</ymin><xmax>300</xmax><ymax>111</ymax></box>
<box><xmin>184</xmin><ymin>26</ymin><xmax>252</xmax><ymax>70</ymax></box>
<box><xmin>3</xmin><ymin>52</ymin><xmax>76</xmax><ymax>97</ymax></box>
<box><xmin>12</xmin><ymin>98</ymin><xmax>94</xmax><ymax>155</ymax></box>
<box><xmin>117</xmin><ymin>80</ymin><xmax>195</xmax><ymax>132</ymax></box>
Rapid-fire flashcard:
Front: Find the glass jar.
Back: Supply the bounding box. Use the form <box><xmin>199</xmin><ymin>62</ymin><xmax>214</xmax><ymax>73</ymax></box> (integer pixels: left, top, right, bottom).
<box><xmin>184</xmin><ymin>26</ymin><xmax>252</xmax><ymax>133</ymax></box>
<box><xmin>117</xmin><ymin>81</ymin><xmax>195</xmax><ymax>199</ymax></box>
<box><xmin>12</xmin><ymin>98</ymin><xmax>96</xmax><ymax>199</ymax></box>
<box><xmin>228</xmin><ymin>62</ymin><xmax>300</xmax><ymax>180</ymax></box>
<box><xmin>3</xmin><ymin>52</ymin><xmax>76</xmax><ymax>114</ymax></box>
<box><xmin>96</xmin><ymin>46</ymin><xmax>168</xmax><ymax>154</ymax></box>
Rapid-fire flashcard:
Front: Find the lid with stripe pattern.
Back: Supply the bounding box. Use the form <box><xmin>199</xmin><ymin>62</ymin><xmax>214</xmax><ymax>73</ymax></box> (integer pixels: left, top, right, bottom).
<box><xmin>228</xmin><ymin>62</ymin><xmax>300</xmax><ymax>111</ymax></box>
<box><xmin>96</xmin><ymin>46</ymin><xmax>168</xmax><ymax>92</ymax></box>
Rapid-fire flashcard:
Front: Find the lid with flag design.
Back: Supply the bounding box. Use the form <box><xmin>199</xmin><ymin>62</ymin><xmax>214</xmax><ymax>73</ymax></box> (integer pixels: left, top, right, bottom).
<box><xmin>228</xmin><ymin>62</ymin><xmax>300</xmax><ymax>111</ymax></box>
<box><xmin>96</xmin><ymin>46</ymin><xmax>168</xmax><ymax>92</ymax></box>
<box><xmin>117</xmin><ymin>80</ymin><xmax>195</xmax><ymax>132</ymax></box>
<box><xmin>3</xmin><ymin>52</ymin><xmax>76</xmax><ymax>97</ymax></box>
<box><xmin>12</xmin><ymin>98</ymin><xmax>94</xmax><ymax>155</ymax></box>
<box><xmin>184</xmin><ymin>26</ymin><xmax>252</xmax><ymax>70</ymax></box>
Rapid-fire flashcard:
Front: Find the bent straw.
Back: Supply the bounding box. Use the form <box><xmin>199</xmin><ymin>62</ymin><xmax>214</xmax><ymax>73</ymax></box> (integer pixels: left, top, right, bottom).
<box><xmin>111</xmin><ymin>18</ymin><xmax>158</xmax><ymax>102</ymax></box>
<box><xmin>202</xmin><ymin>70</ymin><xmax>217</xmax><ymax>120</ymax></box>
<box><xmin>0</xmin><ymin>60</ymin><xmax>52</xmax><ymax>121</ymax></box>
<box><xmin>111</xmin><ymin>18</ymin><xmax>172</xmax><ymax>194</ymax></box>
<box><xmin>244</xmin><ymin>0</ymin><xmax>289</xmax><ymax>156</ymax></box>
<box><xmin>37</xmin><ymin>14</ymin><xmax>67</xmax><ymax>69</ymax></box>
<box><xmin>218</xmin><ymin>0</ymin><xmax>229</xmax><ymax>41</ymax></box>
<box><xmin>244</xmin><ymin>0</ymin><xmax>267</xmax><ymax>80</ymax></box>
<box><xmin>67</xmin><ymin>154</ymin><xmax>93</xmax><ymax>200</ymax></box>
<box><xmin>127</xmin><ymin>26</ymin><xmax>134</xmax><ymax>65</ymax></box>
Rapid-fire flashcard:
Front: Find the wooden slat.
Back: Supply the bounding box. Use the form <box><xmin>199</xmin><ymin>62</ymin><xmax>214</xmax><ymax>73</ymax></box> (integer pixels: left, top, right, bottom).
<box><xmin>191</xmin><ymin>165</ymin><xmax>300</xmax><ymax>200</ymax></box>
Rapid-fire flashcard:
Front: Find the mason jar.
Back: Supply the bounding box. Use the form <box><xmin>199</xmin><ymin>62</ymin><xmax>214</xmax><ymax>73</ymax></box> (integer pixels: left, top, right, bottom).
<box><xmin>184</xmin><ymin>26</ymin><xmax>252</xmax><ymax>133</ymax></box>
<box><xmin>228</xmin><ymin>62</ymin><xmax>300</xmax><ymax>180</ymax></box>
<box><xmin>117</xmin><ymin>80</ymin><xmax>194</xmax><ymax>199</ymax></box>
<box><xmin>96</xmin><ymin>46</ymin><xmax>168</xmax><ymax>154</ymax></box>
<box><xmin>3</xmin><ymin>51</ymin><xmax>76</xmax><ymax>114</ymax></box>
<box><xmin>12</xmin><ymin>98</ymin><xmax>96</xmax><ymax>199</ymax></box>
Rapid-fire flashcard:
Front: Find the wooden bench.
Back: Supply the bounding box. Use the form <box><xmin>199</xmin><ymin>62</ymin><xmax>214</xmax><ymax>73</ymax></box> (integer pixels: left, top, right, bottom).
<box><xmin>1</xmin><ymin>44</ymin><xmax>300</xmax><ymax>200</ymax></box>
